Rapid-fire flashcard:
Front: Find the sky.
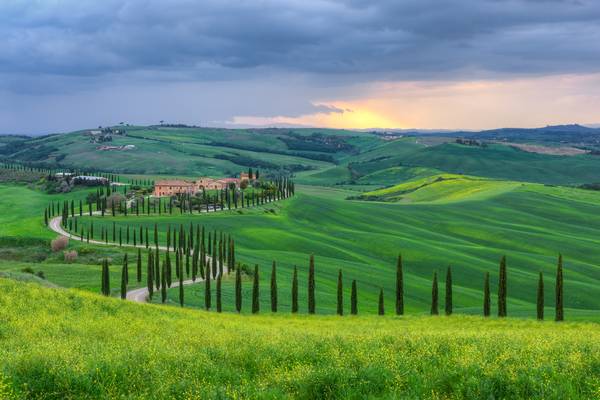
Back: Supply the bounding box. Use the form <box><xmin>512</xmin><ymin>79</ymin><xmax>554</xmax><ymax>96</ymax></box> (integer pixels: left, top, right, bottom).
<box><xmin>1</xmin><ymin>0</ymin><xmax>600</xmax><ymax>135</ymax></box>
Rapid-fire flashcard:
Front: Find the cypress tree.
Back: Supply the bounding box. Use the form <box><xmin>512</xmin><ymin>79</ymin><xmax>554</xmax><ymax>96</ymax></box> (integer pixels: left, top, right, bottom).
<box><xmin>105</xmin><ymin>259</ymin><xmax>111</xmax><ymax>296</ymax></box>
<box><xmin>396</xmin><ymin>254</ymin><xmax>404</xmax><ymax>315</ymax></box>
<box><xmin>378</xmin><ymin>288</ymin><xmax>384</xmax><ymax>315</ymax></box>
<box><xmin>216</xmin><ymin>276</ymin><xmax>222</xmax><ymax>313</ymax></box>
<box><xmin>431</xmin><ymin>272</ymin><xmax>439</xmax><ymax>315</ymax></box>
<box><xmin>205</xmin><ymin>266</ymin><xmax>211</xmax><ymax>310</ymax></box>
<box><xmin>270</xmin><ymin>261</ymin><xmax>278</xmax><ymax>312</ymax></box>
<box><xmin>178</xmin><ymin>257</ymin><xmax>184</xmax><ymax>307</ymax></box>
<box><xmin>556</xmin><ymin>254</ymin><xmax>564</xmax><ymax>321</ymax></box>
<box><xmin>123</xmin><ymin>254</ymin><xmax>129</xmax><ymax>285</ymax></box>
<box><xmin>154</xmin><ymin>248</ymin><xmax>160</xmax><ymax>290</ymax></box>
<box><xmin>351</xmin><ymin>280</ymin><xmax>358</xmax><ymax>315</ymax></box>
<box><xmin>166</xmin><ymin>251</ymin><xmax>172</xmax><ymax>288</ymax></box>
<box><xmin>186</xmin><ymin>253</ymin><xmax>190</xmax><ymax>278</ymax></box>
<box><xmin>161</xmin><ymin>261</ymin><xmax>167</xmax><ymax>304</ymax></box>
<box><xmin>336</xmin><ymin>269</ymin><xmax>343</xmax><ymax>316</ymax></box>
<box><xmin>537</xmin><ymin>271</ymin><xmax>544</xmax><ymax>320</ymax></box>
<box><xmin>498</xmin><ymin>256</ymin><xmax>507</xmax><ymax>317</ymax></box>
<box><xmin>483</xmin><ymin>272</ymin><xmax>490</xmax><ymax>317</ymax></box>
<box><xmin>136</xmin><ymin>248</ymin><xmax>142</xmax><ymax>282</ymax></box>
<box><xmin>235</xmin><ymin>264</ymin><xmax>242</xmax><ymax>313</ymax></box>
<box><xmin>445</xmin><ymin>265</ymin><xmax>452</xmax><ymax>316</ymax></box>
<box><xmin>100</xmin><ymin>259</ymin><xmax>110</xmax><ymax>296</ymax></box>
<box><xmin>308</xmin><ymin>255</ymin><xmax>315</xmax><ymax>314</ymax></box>
<box><xmin>252</xmin><ymin>264</ymin><xmax>260</xmax><ymax>314</ymax></box>
<box><xmin>192</xmin><ymin>238</ymin><xmax>199</xmax><ymax>282</ymax></box>
<box><xmin>291</xmin><ymin>265</ymin><xmax>298</xmax><ymax>313</ymax></box>
<box><xmin>147</xmin><ymin>250</ymin><xmax>154</xmax><ymax>299</ymax></box>
<box><xmin>212</xmin><ymin>243</ymin><xmax>217</xmax><ymax>279</ymax></box>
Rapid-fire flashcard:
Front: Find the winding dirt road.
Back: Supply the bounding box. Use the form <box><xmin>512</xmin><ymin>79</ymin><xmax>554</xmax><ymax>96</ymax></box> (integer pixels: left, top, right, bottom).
<box><xmin>49</xmin><ymin>215</ymin><xmax>218</xmax><ymax>303</ymax></box>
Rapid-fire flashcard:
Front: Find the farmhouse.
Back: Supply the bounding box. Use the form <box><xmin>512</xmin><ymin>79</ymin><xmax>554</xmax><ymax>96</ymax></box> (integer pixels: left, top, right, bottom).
<box><xmin>153</xmin><ymin>173</ymin><xmax>250</xmax><ymax>196</ymax></box>
<box><xmin>153</xmin><ymin>180</ymin><xmax>196</xmax><ymax>196</ymax></box>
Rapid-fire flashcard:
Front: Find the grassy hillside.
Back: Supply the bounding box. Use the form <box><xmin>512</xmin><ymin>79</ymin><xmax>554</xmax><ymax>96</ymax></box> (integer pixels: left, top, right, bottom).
<box><xmin>0</xmin><ymin>126</ymin><xmax>368</xmax><ymax>176</ymax></box>
<box><xmin>354</xmin><ymin>174</ymin><xmax>522</xmax><ymax>203</ymax></box>
<box><xmin>71</xmin><ymin>182</ymin><xmax>600</xmax><ymax>319</ymax></box>
<box><xmin>1</xmin><ymin>279</ymin><xmax>599</xmax><ymax>399</ymax></box>
<box><xmin>5</xmin><ymin>126</ymin><xmax>600</xmax><ymax>186</ymax></box>
<box><xmin>348</xmin><ymin>141</ymin><xmax>600</xmax><ymax>186</ymax></box>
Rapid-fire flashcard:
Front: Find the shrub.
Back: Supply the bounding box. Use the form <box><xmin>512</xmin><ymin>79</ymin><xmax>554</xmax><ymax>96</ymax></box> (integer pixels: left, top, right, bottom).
<box><xmin>51</xmin><ymin>236</ymin><xmax>68</xmax><ymax>252</ymax></box>
<box><xmin>64</xmin><ymin>250</ymin><xmax>78</xmax><ymax>263</ymax></box>
<box><xmin>106</xmin><ymin>193</ymin><xmax>125</xmax><ymax>208</ymax></box>
<box><xmin>21</xmin><ymin>267</ymin><xmax>35</xmax><ymax>274</ymax></box>
<box><xmin>35</xmin><ymin>271</ymin><xmax>46</xmax><ymax>279</ymax></box>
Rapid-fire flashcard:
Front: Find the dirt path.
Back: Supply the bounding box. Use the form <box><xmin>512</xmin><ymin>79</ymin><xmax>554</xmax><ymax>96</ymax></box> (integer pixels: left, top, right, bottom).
<box><xmin>49</xmin><ymin>215</ymin><xmax>218</xmax><ymax>303</ymax></box>
<box><xmin>47</xmin><ymin>196</ymin><xmax>280</xmax><ymax>302</ymax></box>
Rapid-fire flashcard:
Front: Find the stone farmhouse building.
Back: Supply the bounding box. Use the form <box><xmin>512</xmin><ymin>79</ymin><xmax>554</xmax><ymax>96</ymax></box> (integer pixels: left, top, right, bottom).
<box><xmin>153</xmin><ymin>173</ymin><xmax>250</xmax><ymax>196</ymax></box>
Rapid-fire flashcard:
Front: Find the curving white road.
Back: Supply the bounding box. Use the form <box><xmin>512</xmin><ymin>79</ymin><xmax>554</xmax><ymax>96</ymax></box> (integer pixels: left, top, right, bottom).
<box><xmin>48</xmin><ymin>196</ymin><xmax>281</xmax><ymax>302</ymax></box>
<box><xmin>49</xmin><ymin>214</ymin><xmax>222</xmax><ymax>303</ymax></box>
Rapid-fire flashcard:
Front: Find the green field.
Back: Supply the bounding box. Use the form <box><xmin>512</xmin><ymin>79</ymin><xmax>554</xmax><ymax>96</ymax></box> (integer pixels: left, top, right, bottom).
<box><xmin>2</xmin><ymin>279</ymin><xmax>599</xmax><ymax>399</ymax></box>
<box><xmin>66</xmin><ymin>181</ymin><xmax>600</xmax><ymax>319</ymax></box>
<box><xmin>3</xmin><ymin>125</ymin><xmax>600</xmax><ymax>398</ymax></box>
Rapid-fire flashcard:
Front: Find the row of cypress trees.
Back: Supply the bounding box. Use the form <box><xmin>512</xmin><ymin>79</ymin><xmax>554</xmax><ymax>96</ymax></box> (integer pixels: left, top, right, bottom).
<box><xmin>105</xmin><ymin>251</ymin><xmax>566</xmax><ymax>320</ymax></box>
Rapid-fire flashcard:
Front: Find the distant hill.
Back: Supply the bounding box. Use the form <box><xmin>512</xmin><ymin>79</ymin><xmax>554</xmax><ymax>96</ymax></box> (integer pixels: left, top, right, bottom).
<box><xmin>3</xmin><ymin>124</ymin><xmax>600</xmax><ymax>185</ymax></box>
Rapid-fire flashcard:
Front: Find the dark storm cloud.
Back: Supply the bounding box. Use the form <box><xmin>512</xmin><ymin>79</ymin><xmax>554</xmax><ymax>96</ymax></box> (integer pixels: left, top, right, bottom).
<box><xmin>2</xmin><ymin>0</ymin><xmax>600</xmax><ymax>88</ymax></box>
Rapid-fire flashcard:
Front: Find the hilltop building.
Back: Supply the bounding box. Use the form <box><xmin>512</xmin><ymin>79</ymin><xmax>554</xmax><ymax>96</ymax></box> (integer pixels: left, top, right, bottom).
<box><xmin>153</xmin><ymin>173</ymin><xmax>250</xmax><ymax>196</ymax></box>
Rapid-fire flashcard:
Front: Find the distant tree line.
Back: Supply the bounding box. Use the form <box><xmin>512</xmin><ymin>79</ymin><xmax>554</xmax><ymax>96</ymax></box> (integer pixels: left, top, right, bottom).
<box><xmin>46</xmin><ymin>178</ymin><xmax>295</xmax><ymax>227</ymax></box>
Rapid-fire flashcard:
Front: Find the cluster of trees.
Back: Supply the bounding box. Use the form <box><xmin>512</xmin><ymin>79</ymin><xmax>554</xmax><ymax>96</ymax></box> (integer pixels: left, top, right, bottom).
<box><xmin>45</xmin><ymin>178</ymin><xmax>295</xmax><ymax>226</ymax></box>
<box><xmin>103</xmin><ymin>252</ymin><xmax>566</xmax><ymax>321</ymax></box>
<box><xmin>100</xmin><ymin>224</ymin><xmax>236</xmax><ymax>302</ymax></box>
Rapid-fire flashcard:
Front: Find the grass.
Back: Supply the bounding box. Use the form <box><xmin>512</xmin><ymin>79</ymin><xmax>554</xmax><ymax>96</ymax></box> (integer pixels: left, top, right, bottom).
<box><xmin>349</xmin><ymin>140</ymin><xmax>600</xmax><ymax>185</ymax></box>
<box><xmin>356</xmin><ymin>174</ymin><xmax>522</xmax><ymax>203</ymax></box>
<box><xmin>71</xmin><ymin>181</ymin><xmax>600</xmax><ymax>319</ymax></box>
<box><xmin>1</xmin><ymin>278</ymin><xmax>600</xmax><ymax>399</ymax></box>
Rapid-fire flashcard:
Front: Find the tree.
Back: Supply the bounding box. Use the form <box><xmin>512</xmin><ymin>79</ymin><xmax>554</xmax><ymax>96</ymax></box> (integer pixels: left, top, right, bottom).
<box><xmin>135</xmin><ymin>248</ymin><xmax>142</xmax><ymax>282</ymax></box>
<box><xmin>101</xmin><ymin>259</ymin><xmax>110</xmax><ymax>296</ymax></box>
<box><xmin>216</xmin><ymin>276</ymin><xmax>222</xmax><ymax>312</ymax></box>
<box><xmin>161</xmin><ymin>261</ymin><xmax>167</xmax><ymax>304</ymax></box>
<box><xmin>378</xmin><ymin>288</ymin><xmax>385</xmax><ymax>315</ymax></box>
<box><xmin>205</xmin><ymin>269</ymin><xmax>211</xmax><ymax>310</ymax></box>
<box><xmin>483</xmin><ymin>272</ymin><xmax>491</xmax><ymax>317</ymax></box>
<box><xmin>166</xmin><ymin>252</ymin><xmax>172</xmax><ymax>288</ymax></box>
<box><xmin>445</xmin><ymin>265</ymin><xmax>452</xmax><ymax>316</ymax></box>
<box><xmin>270</xmin><ymin>261</ymin><xmax>278</xmax><ymax>312</ymax></box>
<box><xmin>431</xmin><ymin>272</ymin><xmax>439</xmax><ymax>315</ymax></box>
<box><xmin>308</xmin><ymin>255</ymin><xmax>315</xmax><ymax>314</ymax></box>
<box><xmin>123</xmin><ymin>254</ymin><xmax>129</xmax><ymax>285</ymax></box>
<box><xmin>351</xmin><ymin>280</ymin><xmax>358</xmax><ymax>315</ymax></box>
<box><xmin>235</xmin><ymin>265</ymin><xmax>242</xmax><ymax>313</ymax></box>
<box><xmin>147</xmin><ymin>250</ymin><xmax>154</xmax><ymax>299</ymax></box>
<box><xmin>336</xmin><ymin>269</ymin><xmax>343</xmax><ymax>316</ymax></box>
<box><xmin>252</xmin><ymin>265</ymin><xmax>260</xmax><ymax>314</ymax></box>
<box><xmin>556</xmin><ymin>254</ymin><xmax>564</xmax><ymax>321</ymax></box>
<box><xmin>178</xmin><ymin>255</ymin><xmax>184</xmax><ymax>307</ymax></box>
<box><xmin>498</xmin><ymin>256</ymin><xmax>507</xmax><ymax>317</ymax></box>
<box><xmin>396</xmin><ymin>254</ymin><xmax>404</xmax><ymax>315</ymax></box>
<box><xmin>537</xmin><ymin>271</ymin><xmax>544</xmax><ymax>320</ymax></box>
<box><xmin>291</xmin><ymin>265</ymin><xmax>298</xmax><ymax>313</ymax></box>
<box><xmin>154</xmin><ymin>248</ymin><xmax>160</xmax><ymax>290</ymax></box>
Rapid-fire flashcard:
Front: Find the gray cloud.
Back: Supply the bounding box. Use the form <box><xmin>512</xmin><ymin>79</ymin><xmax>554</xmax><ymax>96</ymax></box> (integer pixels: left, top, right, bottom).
<box><xmin>2</xmin><ymin>0</ymin><xmax>600</xmax><ymax>84</ymax></box>
<box><xmin>1</xmin><ymin>0</ymin><xmax>600</xmax><ymax>133</ymax></box>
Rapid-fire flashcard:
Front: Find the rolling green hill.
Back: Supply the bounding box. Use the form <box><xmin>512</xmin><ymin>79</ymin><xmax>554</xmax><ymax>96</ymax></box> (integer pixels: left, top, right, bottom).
<box><xmin>67</xmin><ymin>182</ymin><xmax>600</xmax><ymax>319</ymax></box>
<box><xmin>1</xmin><ymin>278</ymin><xmax>599</xmax><ymax>399</ymax></box>
<box><xmin>4</xmin><ymin>126</ymin><xmax>600</xmax><ymax>187</ymax></box>
<box><xmin>354</xmin><ymin>174</ymin><xmax>522</xmax><ymax>203</ymax></box>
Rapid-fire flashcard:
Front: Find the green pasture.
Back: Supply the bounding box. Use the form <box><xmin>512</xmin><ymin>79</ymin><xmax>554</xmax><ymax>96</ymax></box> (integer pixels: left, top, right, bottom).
<box><xmin>1</xmin><ymin>279</ymin><xmax>599</xmax><ymax>399</ymax></box>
